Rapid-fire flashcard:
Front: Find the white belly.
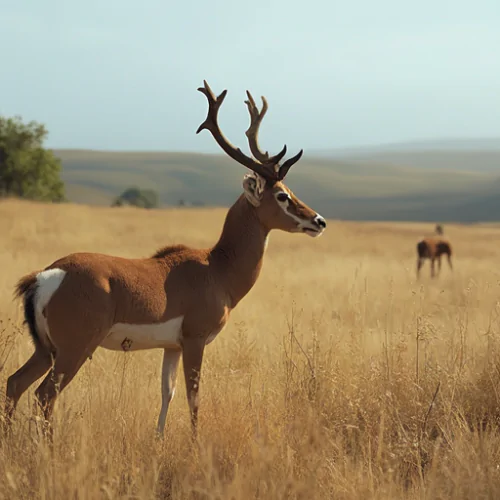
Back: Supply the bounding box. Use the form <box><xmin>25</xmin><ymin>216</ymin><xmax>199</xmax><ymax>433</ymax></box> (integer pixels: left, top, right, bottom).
<box><xmin>100</xmin><ymin>316</ymin><xmax>184</xmax><ymax>352</ymax></box>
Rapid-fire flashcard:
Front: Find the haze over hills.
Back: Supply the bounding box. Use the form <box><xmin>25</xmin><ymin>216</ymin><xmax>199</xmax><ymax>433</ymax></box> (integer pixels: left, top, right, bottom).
<box><xmin>55</xmin><ymin>137</ymin><xmax>500</xmax><ymax>223</ymax></box>
<box><xmin>311</xmin><ymin>137</ymin><xmax>500</xmax><ymax>173</ymax></box>
<box><xmin>312</xmin><ymin>137</ymin><xmax>500</xmax><ymax>156</ymax></box>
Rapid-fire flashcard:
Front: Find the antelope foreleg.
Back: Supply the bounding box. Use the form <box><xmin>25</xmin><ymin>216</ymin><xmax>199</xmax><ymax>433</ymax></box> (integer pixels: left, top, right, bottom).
<box><xmin>181</xmin><ymin>340</ymin><xmax>205</xmax><ymax>437</ymax></box>
<box><xmin>430</xmin><ymin>258</ymin><xmax>436</xmax><ymax>278</ymax></box>
<box><xmin>156</xmin><ymin>348</ymin><xmax>182</xmax><ymax>437</ymax></box>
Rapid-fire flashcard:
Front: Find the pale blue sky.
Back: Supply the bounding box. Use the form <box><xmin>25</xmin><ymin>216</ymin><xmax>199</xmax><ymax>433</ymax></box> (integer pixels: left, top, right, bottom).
<box><xmin>2</xmin><ymin>0</ymin><xmax>499</xmax><ymax>153</ymax></box>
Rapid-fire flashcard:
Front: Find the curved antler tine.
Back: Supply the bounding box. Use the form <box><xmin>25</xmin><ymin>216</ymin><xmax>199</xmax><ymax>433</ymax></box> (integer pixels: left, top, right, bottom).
<box><xmin>260</xmin><ymin>95</ymin><xmax>268</xmax><ymax>117</ymax></box>
<box><xmin>244</xmin><ymin>96</ymin><xmax>259</xmax><ymax>130</ymax></box>
<box><xmin>196</xmin><ymin>80</ymin><xmax>278</xmax><ymax>182</ymax></box>
<box><xmin>245</xmin><ymin>91</ymin><xmax>257</xmax><ymax>114</ymax></box>
<box><xmin>198</xmin><ymin>80</ymin><xmax>214</xmax><ymax>98</ymax></box>
<box><xmin>273</xmin><ymin>144</ymin><xmax>287</xmax><ymax>164</ymax></box>
<box><xmin>278</xmin><ymin>149</ymin><xmax>304</xmax><ymax>180</ymax></box>
<box><xmin>244</xmin><ymin>92</ymin><xmax>269</xmax><ymax>120</ymax></box>
<box><xmin>244</xmin><ymin>90</ymin><xmax>286</xmax><ymax>166</ymax></box>
<box><xmin>196</xmin><ymin>82</ymin><xmax>228</xmax><ymax>134</ymax></box>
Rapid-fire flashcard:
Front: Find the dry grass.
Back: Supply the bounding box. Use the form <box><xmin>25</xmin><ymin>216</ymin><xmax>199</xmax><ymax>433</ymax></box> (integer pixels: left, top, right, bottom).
<box><xmin>1</xmin><ymin>198</ymin><xmax>500</xmax><ymax>499</ymax></box>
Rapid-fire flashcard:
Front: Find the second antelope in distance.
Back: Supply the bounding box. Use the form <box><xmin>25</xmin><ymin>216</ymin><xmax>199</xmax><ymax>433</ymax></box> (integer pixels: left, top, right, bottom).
<box><xmin>416</xmin><ymin>225</ymin><xmax>453</xmax><ymax>279</ymax></box>
<box><xmin>5</xmin><ymin>80</ymin><xmax>327</xmax><ymax>439</ymax></box>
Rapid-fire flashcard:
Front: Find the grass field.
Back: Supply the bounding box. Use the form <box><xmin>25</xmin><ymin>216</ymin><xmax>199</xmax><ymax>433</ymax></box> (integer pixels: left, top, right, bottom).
<box><xmin>1</xmin><ymin>198</ymin><xmax>500</xmax><ymax>499</ymax></box>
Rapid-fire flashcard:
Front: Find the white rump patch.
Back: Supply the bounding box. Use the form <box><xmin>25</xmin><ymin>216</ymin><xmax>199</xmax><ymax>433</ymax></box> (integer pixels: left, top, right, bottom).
<box><xmin>101</xmin><ymin>316</ymin><xmax>184</xmax><ymax>351</ymax></box>
<box><xmin>35</xmin><ymin>268</ymin><xmax>67</xmax><ymax>349</ymax></box>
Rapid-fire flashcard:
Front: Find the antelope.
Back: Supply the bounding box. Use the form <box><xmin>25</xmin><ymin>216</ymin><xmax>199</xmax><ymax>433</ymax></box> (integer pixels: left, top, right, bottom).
<box><xmin>5</xmin><ymin>81</ymin><xmax>327</xmax><ymax>438</ymax></box>
<box><xmin>416</xmin><ymin>232</ymin><xmax>453</xmax><ymax>279</ymax></box>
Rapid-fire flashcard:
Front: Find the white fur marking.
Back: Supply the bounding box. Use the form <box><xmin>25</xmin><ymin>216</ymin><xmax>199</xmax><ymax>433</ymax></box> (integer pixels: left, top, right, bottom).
<box><xmin>35</xmin><ymin>268</ymin><xmax>67</xmax><ymax>349</ymax></box>
<box><xmin>275</xmin><ymin>190</ymin><xmax>305</xmax><ymax>226</ymax></box>
<box><xmin>254</xmin><ymin>173</ymin><xmax>266</xmax><ymax>194</ymax></box>
<box><xmin>263</xmin><ymin>235</ymin><xmax>270</xmax><ymax>252</ymax></box>
<box><xmin>275</xmin><ymin>190</ymin><xmax>325</xmax><ymax>236</ymax></box>
<box><xmin>243</xmin><ymin>172</ymin><xmax>266</xmax><ymax>206</ymax></box>
<box><xmin>156</xmin><ymin>349</ymin><xmax>181</xmax><ymax>435</ymax></box>
<box><xmin>101</xmin><ymin>316</ymin><xmax>184</xmax><ymax>351</ymax></box>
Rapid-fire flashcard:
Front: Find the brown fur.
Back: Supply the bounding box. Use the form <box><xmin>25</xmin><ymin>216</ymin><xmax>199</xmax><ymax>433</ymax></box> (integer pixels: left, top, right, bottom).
<box><xmin>5</xmin><ymin>82</ymin><xmax>326</xmax><ymax>438</ymax></box>
<box><xmin>416</xmin><ymin>237</ymin><xmax>453</xmax><ymax>278</ymax></box>
<box><xmin>6</xmin><ymin>188</ymin><xmax>323</xmax><ymax>437</ymax></box>
<box><xmin>152</xmin><ymin>244</ymin><xmax>191</xmax><ymax>259</ymax></box>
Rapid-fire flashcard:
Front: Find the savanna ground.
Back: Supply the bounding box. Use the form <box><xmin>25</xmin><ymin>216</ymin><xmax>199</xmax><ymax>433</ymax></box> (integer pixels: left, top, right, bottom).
<box><xmin>1</xmin><ymin>199</ymin><xmax>500</xmax><ymax>499</ymax></box>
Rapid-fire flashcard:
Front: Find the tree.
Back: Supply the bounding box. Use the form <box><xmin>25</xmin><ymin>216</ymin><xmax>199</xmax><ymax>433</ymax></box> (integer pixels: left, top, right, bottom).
<box><xmin>0</xmin><ymin>116</ymin><xmax>65</xmax><ymax>202</ymax></box>
<box><xmin>112</xmin><ymin>187</ymin><xmax>159</xmax><ymax>209</ymax></box>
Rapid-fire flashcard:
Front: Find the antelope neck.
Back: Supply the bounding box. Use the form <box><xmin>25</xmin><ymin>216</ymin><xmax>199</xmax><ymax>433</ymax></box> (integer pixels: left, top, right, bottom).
<box><xmin>210</xmin><ymin>195</ymin><xmax>270</xmax><ymax>308</ymax></box>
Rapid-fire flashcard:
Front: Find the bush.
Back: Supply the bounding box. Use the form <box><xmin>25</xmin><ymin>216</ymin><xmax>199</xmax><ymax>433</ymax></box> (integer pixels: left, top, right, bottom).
<box><xmin>0</xmin><ymin>116</ymin><xmax>65</xmax><ymax>202</ymax></box>
<box><xmin>112</xmin><ymin>187</ymin><xmax>159</xmax><ymax>209</ymax></box>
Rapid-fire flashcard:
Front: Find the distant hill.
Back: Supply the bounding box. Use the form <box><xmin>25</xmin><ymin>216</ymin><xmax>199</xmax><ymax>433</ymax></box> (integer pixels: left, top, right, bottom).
<box><xmin>310</xmin><ymin>137</ymin><xmax>500</xmax><ymax>173</ymax></box>
<box><xmin>312</xmin><ymin>137</ymin><xmax>500</xmax><ymax>155</ymax></box>
<box><xmin>54</xmin><ymin>146</ymin><xmax>500</xmax><ymax>223</ymax></box>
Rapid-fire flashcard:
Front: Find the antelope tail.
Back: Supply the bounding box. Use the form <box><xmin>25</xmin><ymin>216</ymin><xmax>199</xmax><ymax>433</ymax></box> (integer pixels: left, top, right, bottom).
<box><xmin>14</xmin><ymin>271</ymin><xmax>43</xmax><ymax>348</ymax></box>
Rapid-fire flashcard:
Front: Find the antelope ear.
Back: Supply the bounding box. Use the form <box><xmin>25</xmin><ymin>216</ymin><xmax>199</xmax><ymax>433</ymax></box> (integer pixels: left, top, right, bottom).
<box><xmin>242</xmin><ymin>173</ymin><xmax>266</xmax><ymax>207</ymax></box>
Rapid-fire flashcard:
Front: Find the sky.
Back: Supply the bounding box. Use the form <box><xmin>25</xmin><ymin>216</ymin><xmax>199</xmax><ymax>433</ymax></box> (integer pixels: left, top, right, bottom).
<box><xmin>2</xmin><ymin>0</ymin><xmax>500</xmax><ymax>154</ymax></box>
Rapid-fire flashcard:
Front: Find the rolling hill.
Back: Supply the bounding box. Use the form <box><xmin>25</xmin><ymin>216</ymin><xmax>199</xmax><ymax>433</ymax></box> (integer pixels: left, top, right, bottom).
<box><xmin>55</xmin><ymin>144</ymin><xmax>500</xmax><ymax>223</ymax></box>
<box><xmin>311</xmin><ymin>137</ymin><xmax>500</xmax><ymax>172</ymax></box>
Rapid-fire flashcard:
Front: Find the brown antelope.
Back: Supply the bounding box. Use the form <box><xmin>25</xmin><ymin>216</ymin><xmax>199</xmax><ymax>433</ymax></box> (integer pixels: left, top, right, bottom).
<box><xmin>5</xmin><ymin>81</ymin><xmax>327</xmax><ymax>438</ymax></box>
<box><xmin>416</xmin><ymin>233</ymin><xmax>453</xmax><ymax>279</ymax></box>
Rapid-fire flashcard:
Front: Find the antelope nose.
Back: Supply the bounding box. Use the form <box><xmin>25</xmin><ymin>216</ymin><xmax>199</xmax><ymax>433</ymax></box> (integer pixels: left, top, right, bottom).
<box><xmin>314</xmin><ymin>215</ymin><xmax>326</xmax><ymax>229</ymax></box>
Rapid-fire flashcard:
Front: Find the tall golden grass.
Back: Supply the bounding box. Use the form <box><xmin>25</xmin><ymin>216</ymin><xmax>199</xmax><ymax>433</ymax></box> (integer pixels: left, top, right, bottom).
<box><xmin>1</xmin><ymin>198</ymin><xmax>500</xmax><ymax>499</ymax></box>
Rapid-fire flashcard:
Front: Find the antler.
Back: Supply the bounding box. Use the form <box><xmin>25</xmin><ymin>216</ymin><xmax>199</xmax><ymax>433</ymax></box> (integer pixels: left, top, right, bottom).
<box><xmin>196</xmin><ymin>80</ymin><xmax>303</xmax><ymax>182</ymax></box>
<box><xmin>244</xmin><ymin>91</ymin><xmax>287</xmax><ymax>165</ymax></box>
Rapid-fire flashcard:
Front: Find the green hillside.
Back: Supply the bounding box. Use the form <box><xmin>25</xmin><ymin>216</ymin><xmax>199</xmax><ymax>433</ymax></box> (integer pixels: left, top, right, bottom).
<box><xmin>311</xmin><ymin>138</ymin><xmax>500</xmax><ymax>172</ymax></box>
<box><xmin>326</xmin><ymin>150</ymin><xmax>500</xmax><ymax>173</ymax></box>
<box><xmin>55</xmin><ymin>149</ymin><xmax>500</xmax><ymax>222</ymax></box>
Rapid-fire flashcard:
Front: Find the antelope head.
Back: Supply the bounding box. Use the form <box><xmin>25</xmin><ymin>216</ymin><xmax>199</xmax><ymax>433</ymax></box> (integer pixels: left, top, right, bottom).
<box><xmin>196</xmin><ymin>81</ymin><xmax>327</xmax><ymax>238</ymax></box>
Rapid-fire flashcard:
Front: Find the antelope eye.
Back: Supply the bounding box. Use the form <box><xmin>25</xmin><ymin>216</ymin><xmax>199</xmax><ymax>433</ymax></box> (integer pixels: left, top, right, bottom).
<box><xmin>276</xmin><ymin>192</ymin><xmax>290</xmax><ymax>202</ymax></box>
